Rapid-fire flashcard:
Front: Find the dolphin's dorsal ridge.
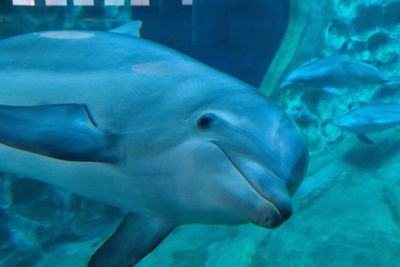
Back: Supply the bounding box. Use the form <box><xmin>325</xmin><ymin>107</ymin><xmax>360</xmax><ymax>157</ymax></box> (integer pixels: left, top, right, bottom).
<box><xmin>88</xmin><ymin>213</ymin><xmax>173</xmax><ymax>267</ymax></box>
<box><xmin>109</xmin><ymin>21</ymin><xmax>143</xmax><ymax>37</ymax></box>
<box><xmin>0</xmin><ymin>104</ymin><xmax>117</xmax><ymax>162</ymax></box>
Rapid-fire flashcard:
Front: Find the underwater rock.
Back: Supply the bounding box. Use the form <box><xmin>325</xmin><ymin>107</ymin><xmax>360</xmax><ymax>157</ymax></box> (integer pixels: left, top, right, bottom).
<box><xmin>353</xmin><ymin>4</ymin><xmax>383</xmax><ymax>36</ymax></box>
<box><xmin>333</xmin><ymin>0</ymin><xmax>357</xmax><ymax>16</ymax></box>
<box><xmin>367</xmin><ymin>31</ymin><xmax>399</xmax><ymax>64</ymax></box>
<box><xmin>348</xmin><ymin>39</ymin><xmax>371</xmax><ymax>60</ymax></box>
<box><xmin>367</xmin><ymin>31</ymin><xmax>390</xmax><ymax>52</ymax></box>
<box><xmin>325</xmin><ymin>18</ymin><xmax>351</xmax><ymax>52</ymax></box>
<box><xmin>280</xmin><ymin>92</ymin><xmax>326</xmax><ymax>154</ymax></box>
<box><xmin>319</xmin><ymin>120</ymin><xmax>342</xmax><ymax>144</ymax></box>
<box><xmin>382</xmin><ymin>1</ymin><xmax>400</xmax><ymax>30</ymax></box>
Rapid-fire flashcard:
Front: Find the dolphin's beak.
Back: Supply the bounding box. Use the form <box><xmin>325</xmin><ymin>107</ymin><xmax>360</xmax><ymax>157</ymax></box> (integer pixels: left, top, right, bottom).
<box><xmin>229</xmin><ymin>159</ymin><xmax>295</xmax><ymax>228</ymax></box>
<box><xmin>279</xmin><ymin>80</ymin><xmax>293</xmax><ymax>90</ymax></box>
<box><xmin>215</xmin><ymin>112</ymin><xmax>308</xmax><ymax>228</ymax></box>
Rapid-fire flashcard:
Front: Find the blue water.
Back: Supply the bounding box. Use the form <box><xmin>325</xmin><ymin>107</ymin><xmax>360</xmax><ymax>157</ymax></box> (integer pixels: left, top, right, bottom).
<box><xmin>1</xmin><ymin>1</ymin><xmax>400</xmax><ymax>267</ymax></box>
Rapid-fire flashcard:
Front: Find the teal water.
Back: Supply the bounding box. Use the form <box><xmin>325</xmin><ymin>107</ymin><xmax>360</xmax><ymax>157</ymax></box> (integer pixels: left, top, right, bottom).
<box><xmin>1</xmin><ymin>1</ymin><xmax>400</xmax><ymax>267</ymax></box>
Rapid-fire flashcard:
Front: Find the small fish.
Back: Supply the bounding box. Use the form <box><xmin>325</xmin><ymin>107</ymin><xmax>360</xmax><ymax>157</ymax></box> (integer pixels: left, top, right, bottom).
<box><xmin>279</xmin><ymin>55</ymin><xmax>400</xmax><ymax>95</ymax></box>
<box><xmin>336</xmin><ymin>103</ymin><xmax>400</xmax><ymax>144</ymax></box>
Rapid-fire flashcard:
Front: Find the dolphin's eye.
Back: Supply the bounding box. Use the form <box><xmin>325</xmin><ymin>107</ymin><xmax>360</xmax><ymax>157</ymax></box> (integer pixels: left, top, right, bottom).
<box><xmin>197</xmin><ymin>113</ymin><xmax>215</xmax><ymax>129</ymax></box>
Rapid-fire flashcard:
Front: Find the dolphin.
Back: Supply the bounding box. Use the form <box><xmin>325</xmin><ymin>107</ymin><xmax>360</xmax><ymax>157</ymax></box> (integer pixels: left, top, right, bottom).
<box><xmin>279</xmin><ymin>55</ymin><xmax>400</xmax><ymax>95</ymax></box>
<box><xmin>0</xmin><ymin>29</ymin><xmax>308</xmax><ymax>266</ymax></box>
<box><xmin>109</xmin><ymin>20</ymin><xmax>142</xmax><ymax>37</ymax></box>
<box><xmin>336</xmin><ymin>103</ymin><xmax>400</xmax><ymax>144</ymax></box>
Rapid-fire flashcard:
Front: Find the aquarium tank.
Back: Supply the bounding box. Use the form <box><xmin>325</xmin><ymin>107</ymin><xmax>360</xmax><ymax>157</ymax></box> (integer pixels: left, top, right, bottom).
<box><xmin>0</xmin><ymin>0</ymin><xmax>399</xmax><ymax>267</ymax></box>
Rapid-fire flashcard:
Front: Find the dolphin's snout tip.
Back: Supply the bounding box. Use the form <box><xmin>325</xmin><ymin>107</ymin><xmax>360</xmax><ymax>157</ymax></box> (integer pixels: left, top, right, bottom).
<box><xmin>263</xmin><ymin>214</ymin><xmax>279</xmax><ymax>228</ymax></box>
<box><xmin>260</xmin><ymin>201</ymin><xmax>293</xmax><ymax>229</ymax></box>
<box><xmin>279</xmin><ymin>81</ymin><xmax>292</xmax><ymax>90</ymax></box>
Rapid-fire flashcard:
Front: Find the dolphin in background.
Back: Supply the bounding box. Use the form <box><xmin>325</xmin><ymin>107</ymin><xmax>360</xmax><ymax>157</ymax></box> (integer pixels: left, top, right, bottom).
<box><xmin>0</xmin><ymin>27</ymin><xmax>308</xmax><ymax>266</ymax></box>
<box><xmin>279</xmin><ymin>55</ymin><xmax>400</xmax><ymax>95</ymax></box>
<box><xmin>337</xmin><ymin>103</ymin><xmax>400</xmax><ymax>144</ymax></box>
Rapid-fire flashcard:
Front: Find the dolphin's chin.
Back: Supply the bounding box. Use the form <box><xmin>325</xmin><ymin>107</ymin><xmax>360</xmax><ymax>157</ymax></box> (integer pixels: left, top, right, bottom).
<box><xmin>253</xmin><ymin>198</ymin><xmax>284</xmax><ymax>229</ymax></box>
<box><xmin>212</xmin><ymin>142</ymin><xmax>291</xmax><ymax>229</ymax></box>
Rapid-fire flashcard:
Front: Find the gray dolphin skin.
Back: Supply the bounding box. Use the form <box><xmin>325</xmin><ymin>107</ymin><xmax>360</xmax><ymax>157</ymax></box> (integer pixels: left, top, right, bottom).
<box><xmin>337</xmin><ymin>103</ymin><xmax>400</xmax><ymax>144</ymax></box>
<box><xmin>280</xmin><ymin>55</ymin><xmax>400</xmax><ymax>95</ymax></box>
<box><xmin>0</xmin><ymin>30</ymin><xmax>308</xmax><ymax>266</ymax></box>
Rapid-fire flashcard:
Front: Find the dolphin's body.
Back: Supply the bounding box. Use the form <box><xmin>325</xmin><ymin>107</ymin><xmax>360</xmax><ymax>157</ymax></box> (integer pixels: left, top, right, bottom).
<box><xmin>280</xmin><ymin>55</ymin><xmax>399</xmax><ymax>95</ymax></box>
<box><xmin>0</xmin><ymin>30</ymin><xmax>308</xmax><ymax>266</ymax></box>
<box><xmin>337</xmin><ymin>103</ymin><xmax>400</xmax><ymax>144</ymax></box>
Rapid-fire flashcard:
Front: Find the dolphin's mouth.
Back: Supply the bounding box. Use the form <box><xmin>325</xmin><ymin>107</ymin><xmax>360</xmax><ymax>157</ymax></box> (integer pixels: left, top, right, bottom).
<box><xmin>212</xmin><ymin>142</ymin><xmax>290</xmax><ymax>228</ymax></box>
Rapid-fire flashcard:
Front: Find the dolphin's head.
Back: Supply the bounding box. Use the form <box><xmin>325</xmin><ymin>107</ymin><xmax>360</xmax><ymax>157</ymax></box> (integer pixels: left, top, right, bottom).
<box><xmin>183</xmin><ymin>90</ymin><xmax>308</xmax><ymax>228</ymax></box>
<box><xmin>280</xmin><ymin>69</ymin><xmax>311</xmax><ymax>90</ymax></box>
<box><xmin>280</xmin><ymin>58</ymin><xmax>331</xmax><ymax>91</ymax></box>
<box><xmin>122</xmin><ymin>68</ymin><xmax>308</xmax><ymax>229</ymax></box>
<box><xmin>336</xmin><ymin>109</ymin><xmax>373</xmax><ymax>133</ymax></box>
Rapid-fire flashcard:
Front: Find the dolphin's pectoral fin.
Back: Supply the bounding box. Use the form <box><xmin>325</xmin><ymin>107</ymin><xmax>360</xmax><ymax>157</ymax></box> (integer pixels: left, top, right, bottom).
<box><xmin>356</xmin><ymin>134</ymin><xmax>374</xmax><ymax>144</ymax></box>
<box><xmin>88</xmin><ymin>213</ymin><xmax>174</xmax><ymax>267</ymax></box>
<box><xmin>0</xmin><ymin>104</ymin><xmax>117</xmax><ymax>162</ymax></box>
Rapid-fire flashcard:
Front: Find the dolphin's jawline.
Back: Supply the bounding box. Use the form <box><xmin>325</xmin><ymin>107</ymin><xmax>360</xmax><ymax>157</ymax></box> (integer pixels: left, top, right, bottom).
<box><xmin>211</xmin><ymin>141</ymin><xmax>281</xmax><ymax>213</ymax></box>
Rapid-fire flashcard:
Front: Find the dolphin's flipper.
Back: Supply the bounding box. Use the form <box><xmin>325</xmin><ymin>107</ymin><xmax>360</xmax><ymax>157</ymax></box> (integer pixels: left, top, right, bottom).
<box><xmin>88</xmin><ymin>213</ymin><xmax>174</xmax><ymax>267</ymax></box>
<box><xmin>322</xmin><ymin>87</ymin><xmax>349</xmax><ymax>95</ymax></box>
<box><xmin>0</xmin><ymin>104</ymin><xmax>117</xmax><ymax>162</ymax></box>
<box><xmin>357</xmin><ymin>134</ymin><xmax>374</xmax><ymax>144</ymax></box>
<box><xmin>109</xmin><ymin>21</ymin><xmax>143</xmax><ymax>37</ymax></box>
